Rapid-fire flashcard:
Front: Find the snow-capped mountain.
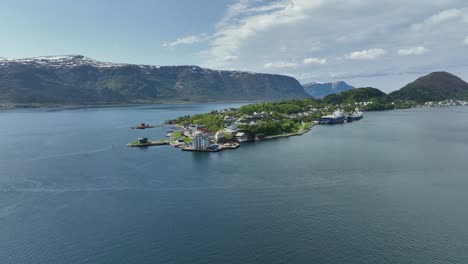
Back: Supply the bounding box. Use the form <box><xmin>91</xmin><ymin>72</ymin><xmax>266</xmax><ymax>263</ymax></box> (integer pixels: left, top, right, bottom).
<box><xmin>0</xmin><ymin>55</ymin><xmax>157</xmax><ymax>69</ymax></box>
<box><xmin>0</xmin><ymin>55</ymin><xmax>309</xmax><ymax>106</ymax></box>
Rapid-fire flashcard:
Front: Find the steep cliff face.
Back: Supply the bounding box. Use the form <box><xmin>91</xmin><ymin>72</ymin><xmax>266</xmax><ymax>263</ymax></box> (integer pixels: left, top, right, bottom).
<box><xmin>0</xmin><ymin>55</ymin><xmax>310</xmax><ymax>105</ymax></box>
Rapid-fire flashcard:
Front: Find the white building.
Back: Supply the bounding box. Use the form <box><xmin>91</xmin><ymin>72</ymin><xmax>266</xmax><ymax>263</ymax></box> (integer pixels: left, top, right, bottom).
<box><xmin>192</xmin><ymin>132</ymin><xmax>210</xmax><ymax>150</ymax></box>
<box><xmin>235</xmin><ymin>132</ymin><xmax>248</xmax><ymax>142</ymax></box>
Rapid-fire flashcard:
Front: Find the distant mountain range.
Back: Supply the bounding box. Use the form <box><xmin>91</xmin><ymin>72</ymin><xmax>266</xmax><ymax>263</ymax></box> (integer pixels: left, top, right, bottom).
<box><xmin>1</xmin><ymin>56</ymin><xmax>467</xmax><ymax>107</ymax></box>
<box><xmin>302</xmin><ymin>81</ymin><xmax>354</xmax><ymax>98</ymax></box>
<box><xmin>321</xmin><ymin>72</ymin><xmax>468</xmax><ymax>111</ymax></box>
<box><xmin>317</xmin><ymin>72</ymin><xmax>468</xmax><ymax>103</ymax></box>
<box><xmin>0</xmin><ymin>55</ymin><xmax>309</xmax><ymax>106</ymax></box>
<box><xmin>389</xmin><ymin>72</ymin><xmax>468</xmax><ymax>101</ymax></box>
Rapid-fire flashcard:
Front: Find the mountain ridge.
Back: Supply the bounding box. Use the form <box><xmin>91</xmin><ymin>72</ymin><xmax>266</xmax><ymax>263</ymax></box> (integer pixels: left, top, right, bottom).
<box><xmin>0</xmin><ymin>55</ymin><xmax>310</xmax><ymax>105</ymax></box>
<box><xmin>302</xmin><ymin>81</ymin><xmax>354</xmax><ymax>98</ymax></box>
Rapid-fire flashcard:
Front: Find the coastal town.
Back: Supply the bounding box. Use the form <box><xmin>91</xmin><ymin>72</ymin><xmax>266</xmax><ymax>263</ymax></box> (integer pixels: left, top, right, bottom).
<box><xmin>419</xmin><ymin>99</ymin><xmax>468</xmax><ymax>107</ymax></box>
<box><xmin>127</xmin><ymin>98</ymin><xmax>367</xmax><ymax>152</ymax></box>
<box><xmin>170</xmin><ymin>109</ymin><xmax>314</xmax><ymax>152</ymax></box>
<box><xmin>129</xmin><ymin>109</ymin><xmax>316</xmax><ymax>152</ymax></box>
<box><xmin>127</xmin><ymin>95</ymin><xmax>468</xmax><ymax>152</ymax></box>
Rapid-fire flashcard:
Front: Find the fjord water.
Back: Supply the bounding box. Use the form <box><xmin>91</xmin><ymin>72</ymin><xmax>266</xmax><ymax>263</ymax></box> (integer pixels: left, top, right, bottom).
<box><xmin>1</xmin><ymin>104</ymin><xmax>468</xmax><ymax>264</ymax></box>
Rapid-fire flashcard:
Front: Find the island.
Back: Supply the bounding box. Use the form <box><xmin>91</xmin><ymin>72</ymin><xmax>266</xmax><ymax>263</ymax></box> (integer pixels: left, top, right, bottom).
<box><xmin>128</xmin><ymin>96</ymin><xmax>394</xmax><ymax>152</ymax></box>
<box><xmin>131</xmin><ymin>123</ymin><xmax>156</xmax><ymax>129</ymax></box>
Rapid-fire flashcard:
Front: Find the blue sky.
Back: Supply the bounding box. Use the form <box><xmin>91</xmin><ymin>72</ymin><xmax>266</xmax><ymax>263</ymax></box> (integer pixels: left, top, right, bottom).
<box><xmin>0</xmin><ymin>0</ymin><xmax>230</xmax><ymax>64</ymax></box>
<box><xmin>2</xmin><ymin>0</ymin><xmax>468</xmax><ymax>92</ymax></box>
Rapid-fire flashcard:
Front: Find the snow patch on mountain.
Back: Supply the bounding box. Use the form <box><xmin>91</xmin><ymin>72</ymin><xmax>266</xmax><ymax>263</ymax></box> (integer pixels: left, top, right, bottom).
<box><xmin>0</xmin><ymin>55</ymin><xmax>168</xmax><ymax>70</ymax></box>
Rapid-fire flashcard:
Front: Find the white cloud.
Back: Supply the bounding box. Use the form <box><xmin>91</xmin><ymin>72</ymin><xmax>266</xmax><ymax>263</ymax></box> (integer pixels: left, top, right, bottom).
<box><xmin>398</xmin><ymin>46</ymin><xmax>429</xmax><ymax>56</ymax></box>
<box><xmin>168</xmin><ymin>1</ymin><xmax>468</xmax><ymax>90</ymax></box>
<box><xmin>217</xmin><ymin>0</ymin><xmax>289</xmax><ymax>27</ymax></box>
<box><xmin>162</xmin><ymin>34</ymin><xmax>209</xmax><ymax>48</ymax></box>
<box><xmin>264</xmin><ymin>61</ymin><xmax>297</xmax><ymax>69</ymax></box>
<box><xmin>425</xmin><ymin>9</ymin><xmax>462</xmax><ymax>23</ymax></box>
<box><xmin>203</xmin><ymin>0</ymin><xmax>324</xmax><ymax>68</ymax></box>
<box><xmin>303</xmin><ymin>57</ymin><xmax>327</xmax><ymax>65</ymax></box>
<box><xmin>347</xmin><ymin>49</ymin><xmax>386</xmax><ymax>60</ymax></box>
<box><xmin>412</xmin><ymin>8</ymin><xmax>464</xmax><ymax>30</ymax></box>
<box><xmin>216</xmin><ymin>0</ymin><xmax>250</xmax><ymax>28</ymax></box>
<box><xmin>464</xmin><ymin>36</ymin><xmax>468</xmax><ymax>45</ymax></box>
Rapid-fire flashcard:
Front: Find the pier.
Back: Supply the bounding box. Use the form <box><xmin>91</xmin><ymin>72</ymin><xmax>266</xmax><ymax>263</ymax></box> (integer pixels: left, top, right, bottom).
<box><xmin>127</xmin><ymin>138</ymin><xmax>169</xmax><ymax>147</ymax></box>
<box><xmin>181</xmin><ymin>143</ymin><xmax>240</xmax><ymax>152</ymax></box>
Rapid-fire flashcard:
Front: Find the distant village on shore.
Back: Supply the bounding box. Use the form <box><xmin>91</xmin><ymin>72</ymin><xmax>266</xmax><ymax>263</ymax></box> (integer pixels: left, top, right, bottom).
<box><xmin>127</xmin><ymin>95</ymin><xmax>468</xmax><ymax>153</ymax></box>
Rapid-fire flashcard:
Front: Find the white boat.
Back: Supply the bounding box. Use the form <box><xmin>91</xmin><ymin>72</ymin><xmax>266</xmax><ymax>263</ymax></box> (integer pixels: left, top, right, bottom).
<box><xmin>347</xmin><ymin>109</ymin><xmax>364</xmax><ymax>121</ymax></box>
<box><xmin>319</xmin><ymin>110</ymin><xmax>346</xmax><ymax>124</ymax></box>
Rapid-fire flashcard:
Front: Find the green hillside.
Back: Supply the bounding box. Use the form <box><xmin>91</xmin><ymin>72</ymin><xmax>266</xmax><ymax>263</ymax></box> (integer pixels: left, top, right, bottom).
<box><xmin>0</xmin><ymin>56</ymin><xmax>310</xmax><ymax>106</ymax></box>
<box><xmin>389</xmin><ymin>72</ymin><xmax>468</xmax><ymax>101</ymax></box>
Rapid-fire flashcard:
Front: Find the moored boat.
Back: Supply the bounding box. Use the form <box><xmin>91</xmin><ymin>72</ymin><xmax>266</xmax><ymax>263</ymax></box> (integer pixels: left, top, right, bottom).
<box><xmin>346</xmin><ymin>109</ymin><xmax>364</xmax><ymax>122</ymax></box>
<box><xmin>319</xmin><ymin>110</ymin><xmax>346</xmax><ymax>124</ymax></box>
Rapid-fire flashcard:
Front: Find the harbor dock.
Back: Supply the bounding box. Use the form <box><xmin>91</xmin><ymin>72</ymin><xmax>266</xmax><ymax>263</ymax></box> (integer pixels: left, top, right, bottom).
<box><xmin>181</xmin><ymin>143</ymin><xmax>240</xmax><ymax>152</ymax></box>
<box><xmin>127</xmin><ymin>138</ymin><xmax>169</xmax><ymax>147</ymax></box>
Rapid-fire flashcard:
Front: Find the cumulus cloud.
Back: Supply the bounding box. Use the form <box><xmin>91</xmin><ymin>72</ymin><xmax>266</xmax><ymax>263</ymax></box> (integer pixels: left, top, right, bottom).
<box><xmin>398</xmin><ymin>46</ymin><xmax>428</xmax><ymax>56</ymax></box>
<box><xmin>347</xmin><ymin>49</ymin><xmax>386</xmax><ymax>60</ymax></box>
<box><xmin>411</xmin><ymin>8</ymin><xmax>464</xmax><ymax>30</ymax></box>
<box><xmin>303</xmin><ymin>57</ymin><xmax>327</xmax><ymax>65</ymax></box>
<box><xmin>264</xmin><ymin>61</ymin><xmax>297</xmax><ymax>69</ymax></box>
<box><xmin>162</xmin><ymin>34</ymin><xmax>209</xmax><ymax>48</ymax></box>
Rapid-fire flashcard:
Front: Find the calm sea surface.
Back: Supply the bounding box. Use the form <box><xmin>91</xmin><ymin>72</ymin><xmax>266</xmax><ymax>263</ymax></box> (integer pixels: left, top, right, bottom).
<box><xmin>0</xmin><ymin>104</ymin><xmax>467</xmax><ymax>264</ymax></box>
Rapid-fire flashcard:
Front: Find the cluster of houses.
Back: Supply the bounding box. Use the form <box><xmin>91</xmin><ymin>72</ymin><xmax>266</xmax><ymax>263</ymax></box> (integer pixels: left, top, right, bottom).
<box><xmin>421</xmin><ymin>100</ymin><xmax>468</xmax><ymax>107</ymax></box>
<box><xmin>183</xmin><ymin>124</ymin><xmax>210</xmax><ymax>137</ymax></box>
<box><xmin>329</xmin><ymin>102</ymin><xmax>375</xmax><ymax>109</ymax></box>
<box><xmin>354</xmin><ymin>101</ymin><xmax>375</xmax><ymax>106</ymax></box>
<box><xmin>221</xmin><ymin>111</ymin><xmax>271</xmax><ymax>126</ymax></box>
<box><xmin>177</xmin><ymin>105</ymin><xmax>325</xmax><ymax>150</ymax></box>
<box><xmin>181</xmin><ymin>123</ymin><xmax>249</xmax><ymax>150</ymax></box>
<box><xmin>180</xmin><ymin>110</ymin><xmax>274</xmax><ymax>150</ymax></box>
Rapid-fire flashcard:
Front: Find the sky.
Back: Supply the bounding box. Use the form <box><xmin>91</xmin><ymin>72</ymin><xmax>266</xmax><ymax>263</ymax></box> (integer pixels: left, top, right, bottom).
<box><xmin>1</xmin><ymin>0</ymin><xmax>468</xmax><ymax>92</ymax></box>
